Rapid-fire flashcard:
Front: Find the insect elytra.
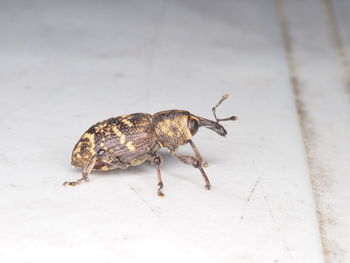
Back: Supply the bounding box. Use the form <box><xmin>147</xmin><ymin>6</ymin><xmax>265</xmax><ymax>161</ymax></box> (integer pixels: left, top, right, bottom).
<box><xmin>64</xmin><ymin>94</ymin><xmax>238</xmax><ymax>196</ymax></box>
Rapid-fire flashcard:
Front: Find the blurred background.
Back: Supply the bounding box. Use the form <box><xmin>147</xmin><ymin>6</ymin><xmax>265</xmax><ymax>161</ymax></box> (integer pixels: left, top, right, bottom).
<box><xmin>0</xmin><ymin>0</ymin><xmax>349</xmax><ymax>262</ymax></box>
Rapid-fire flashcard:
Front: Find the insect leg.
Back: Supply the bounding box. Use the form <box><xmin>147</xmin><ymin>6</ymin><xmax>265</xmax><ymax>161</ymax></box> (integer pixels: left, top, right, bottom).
<box><xmin>170</xmin><ymin>150</ymin><xmax>211</xmax><ymax>190</ymax></box>
<box><xmin>63</xmin><ymin>156</ymin><xmax>97</xmax><ymax>186</ymax></box>
<box><xmin>150</xmin><ymin>154</ymin><xmax>165</xmax><ymax>197</ymax></box>
<box><xmin>187</xmin><ymin>139</ymin><xmax>208</xmax><ymax>167</ymax></box>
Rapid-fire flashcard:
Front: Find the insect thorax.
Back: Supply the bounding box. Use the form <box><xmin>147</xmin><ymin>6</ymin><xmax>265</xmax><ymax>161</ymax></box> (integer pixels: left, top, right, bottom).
<box><xmin>152</xmin><ymin>110</ymin><xmax>192</xmax><ymax>150</ymax></box>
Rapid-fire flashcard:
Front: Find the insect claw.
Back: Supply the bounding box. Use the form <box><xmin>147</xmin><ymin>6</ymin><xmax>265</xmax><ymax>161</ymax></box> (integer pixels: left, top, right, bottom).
<box><xmin>157</xmin><ymin>181</ymin><xmax>165</xmax><ymax>197</ymax></box>
<box><xmin>63</xmin><ymin>181</ymin><xmax>75</xmax><ymax>186</ymax></box>
<box><xmin>157</xmin><ymin>190</ymin><xmax>165</xmax><ymax>197</ymax></box>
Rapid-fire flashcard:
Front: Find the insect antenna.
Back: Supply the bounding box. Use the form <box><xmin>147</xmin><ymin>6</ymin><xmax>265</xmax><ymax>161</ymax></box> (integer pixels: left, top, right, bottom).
<box><xmin>212</xmin><ymin>94</ymin><xmax>238</xmax><ymax>123</ymax></box>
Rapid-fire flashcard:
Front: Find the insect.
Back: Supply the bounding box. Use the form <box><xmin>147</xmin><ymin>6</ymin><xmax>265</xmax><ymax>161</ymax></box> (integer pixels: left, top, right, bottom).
<box><xmin>64</xmin><ymin>94</ymin><xmax>237</xmax><ymax>196</ymax></box>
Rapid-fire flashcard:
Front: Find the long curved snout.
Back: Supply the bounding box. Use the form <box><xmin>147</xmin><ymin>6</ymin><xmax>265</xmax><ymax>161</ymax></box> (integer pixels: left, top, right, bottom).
<box><xmin>196</xmin><ymin>117</ymin><xmax>229</xmax><ymax>136</ymax></box>
<box><xmin>191</xmin><ymin>94</ymin><xmax>237</xmax><ymax>137</ymax></box>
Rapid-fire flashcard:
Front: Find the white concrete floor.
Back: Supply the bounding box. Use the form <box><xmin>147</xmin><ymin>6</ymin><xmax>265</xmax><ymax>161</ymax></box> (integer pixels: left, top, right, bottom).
<box><xmin>0</xmin><ymin>0</ymin><xmax>349</xmax><ymax>262</ymax></box>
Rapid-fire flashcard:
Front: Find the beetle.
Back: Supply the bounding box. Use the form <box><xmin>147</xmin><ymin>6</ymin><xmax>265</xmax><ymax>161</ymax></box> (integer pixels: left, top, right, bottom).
<box><xmin>64</xmin><ymin>94</ymin><xmax>237</xmax><ymax>196</ymax></box>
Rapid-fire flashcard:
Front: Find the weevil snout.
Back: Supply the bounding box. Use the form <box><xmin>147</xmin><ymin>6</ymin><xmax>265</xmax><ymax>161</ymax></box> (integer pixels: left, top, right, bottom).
<box><xmin>195</xmin><ymin>117</ymin><xmax>228</xmax><ymax>136</ymax></box>
<box><xmin>210</xmin><ymin>122</ymin><xmax>228</xmax><ymax>137</ymax></box>
<box><xmin>190</xmin><ymin>94</ymin><xmax>238</xmax><ymax>137</ymax></box>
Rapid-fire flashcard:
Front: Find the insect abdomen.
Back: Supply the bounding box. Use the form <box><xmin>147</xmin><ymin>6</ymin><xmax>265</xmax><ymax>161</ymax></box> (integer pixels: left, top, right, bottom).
<box><xmin>71</xmin><ymin>113</ymin><xmax>159</xmax><ymax>170</ymax></box>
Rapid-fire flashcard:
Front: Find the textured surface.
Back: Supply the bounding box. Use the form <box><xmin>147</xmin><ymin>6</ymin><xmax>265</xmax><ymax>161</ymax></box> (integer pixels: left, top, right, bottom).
<box><xmin>0</xmin><ymin>0</ymin><xmax>349</xmax><ymax>262</ymax></box>
<box><xmin>71</xmin><ymin>113</ymin><xmax>157</xmax><ymax>170</ymax></box>
<box><xmin>153</xmin><ymin>110</ymin><xmax>192</xmax><ymax>150</ymax></box>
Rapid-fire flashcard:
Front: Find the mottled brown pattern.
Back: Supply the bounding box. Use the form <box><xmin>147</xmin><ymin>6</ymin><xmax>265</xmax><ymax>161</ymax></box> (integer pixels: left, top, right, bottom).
<box><xmin>71</xmin><ymin>113</ymin><xmax>158</xmax><ymax>170</ymax></box>
<box><xmin>152</xmin><ymin>110</ymin><xmax>192</xmax><ymax>151</ymax></box>
<box><xmin>66</xmin><ymin>95</ymin><xmax>236</xmax><ymax>196</ymax></box>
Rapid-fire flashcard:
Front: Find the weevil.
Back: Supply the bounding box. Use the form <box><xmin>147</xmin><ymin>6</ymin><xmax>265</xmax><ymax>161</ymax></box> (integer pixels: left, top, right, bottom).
<box><xmin>64</xmin><ymin>94</ymin><xmax>237</xmax><ymax>196</ymax></box>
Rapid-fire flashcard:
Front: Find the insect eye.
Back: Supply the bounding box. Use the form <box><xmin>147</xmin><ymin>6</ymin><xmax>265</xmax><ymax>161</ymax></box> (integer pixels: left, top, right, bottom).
<box><xmin>188</xmin><ymin>118</ymin><xmax>199</xmax><ymax>136</ymax></box>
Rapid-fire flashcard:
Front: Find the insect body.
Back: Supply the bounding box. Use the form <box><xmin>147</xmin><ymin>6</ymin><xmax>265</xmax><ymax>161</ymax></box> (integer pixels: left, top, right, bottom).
<box><xmin>64</xmin><ymin>94</ymin><xmax>237</xmax><ymax>196</ymax></box>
